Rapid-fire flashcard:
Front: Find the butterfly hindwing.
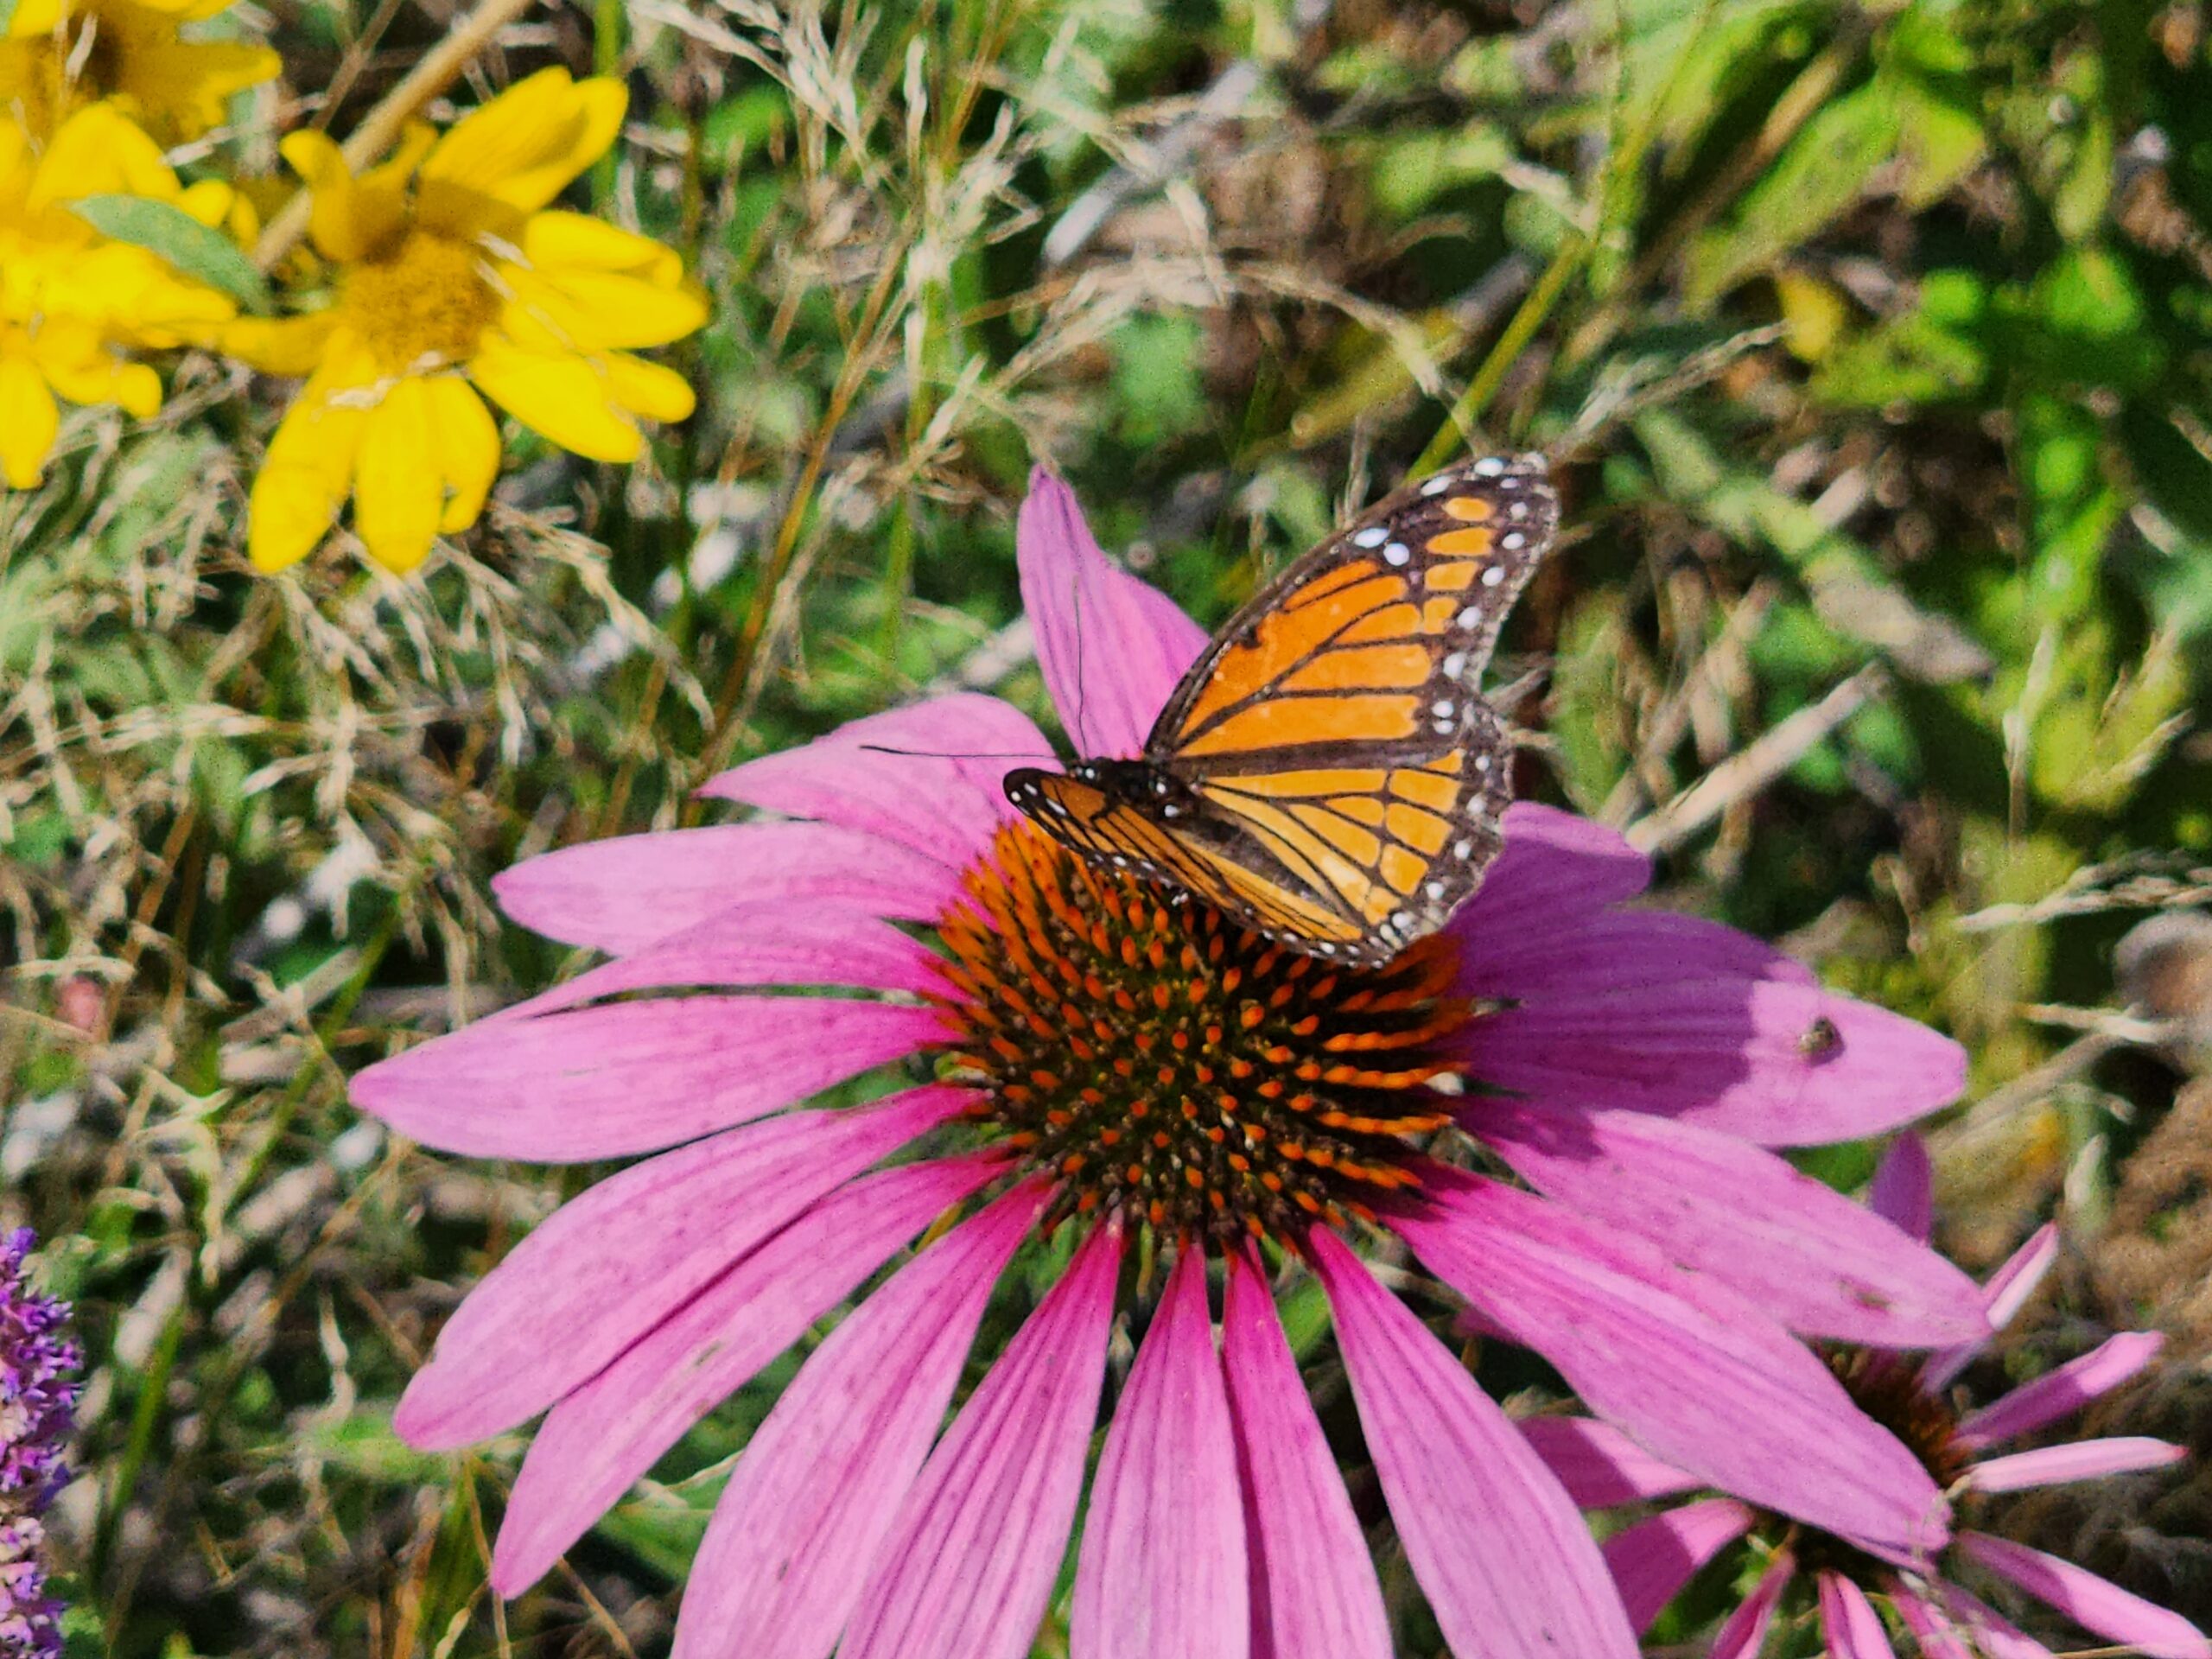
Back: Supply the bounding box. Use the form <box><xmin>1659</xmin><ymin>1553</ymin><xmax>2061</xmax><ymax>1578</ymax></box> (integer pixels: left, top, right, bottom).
<box><xmin>1007</xmin><ymin>454</ymin><xmax>1555</xmax><ymax>962</ymax></box>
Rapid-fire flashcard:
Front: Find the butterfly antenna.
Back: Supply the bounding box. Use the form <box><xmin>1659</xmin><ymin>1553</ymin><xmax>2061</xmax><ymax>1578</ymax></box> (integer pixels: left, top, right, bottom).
<box><xmin>856</xmin><ymin>743</ymin><xmax>1046</xmax><ymax>761</ymax></box>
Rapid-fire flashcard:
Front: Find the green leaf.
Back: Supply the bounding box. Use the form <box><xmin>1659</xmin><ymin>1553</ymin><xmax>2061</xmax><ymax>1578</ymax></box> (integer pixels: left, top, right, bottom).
<box><xmin>67</xmin><ymin>194</ymin><xmax>271</xmax><ymax>314</ymax></box>
<box><xmin>1685</xmin><ymin>82</ymin><xmax>1900</xmax><ymax>307</ymax></box>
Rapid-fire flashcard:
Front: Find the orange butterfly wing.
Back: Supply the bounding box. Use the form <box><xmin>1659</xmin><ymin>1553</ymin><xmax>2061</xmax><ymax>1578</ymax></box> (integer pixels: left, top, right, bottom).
<box><xmin>1009</xmin><ymin>454</ymin><xmax>1557</xmax><ymax>962</ymax></box>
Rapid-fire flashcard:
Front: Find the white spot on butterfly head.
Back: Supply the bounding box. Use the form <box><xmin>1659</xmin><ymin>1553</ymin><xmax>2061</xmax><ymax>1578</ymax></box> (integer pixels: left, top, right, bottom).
<box><xmin>1354</xmin><ymin>525</ymin><xmax>1389</xmax><ymax>548</ymax></box>
<box><xmin>1384</xmin><ymin>543</ymin><xmax>1411</xmax><ymax>566</ymax></box>
<box><xmin>1481</xmin><ymin>566</ymin><xmax>1505</xmax><ymax>587</ymax></box>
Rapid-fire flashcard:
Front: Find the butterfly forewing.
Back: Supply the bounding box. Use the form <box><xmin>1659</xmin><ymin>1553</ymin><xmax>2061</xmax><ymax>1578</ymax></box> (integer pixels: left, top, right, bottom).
<box><xmin>1007</xmin><ymin>454</ymin><xmax>1556</xmax><ymax>963</ymax></box>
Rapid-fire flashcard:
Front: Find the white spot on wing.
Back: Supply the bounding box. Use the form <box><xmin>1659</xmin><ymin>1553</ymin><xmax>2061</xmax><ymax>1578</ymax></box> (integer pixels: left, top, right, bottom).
<box><xmin>1481</xmin><ymin>566</ymin><xmax>1505</xmax><ymax>587</ymax></box>
<box><xmin>1353</xmin><ymin>525</ymin><xmax>1389</xmax><ymax>548</ymax></box>
<box><xmin>1473</xmin><ymin>457</ymin><xmax>1506</xmax><ymax>477</ymax></box>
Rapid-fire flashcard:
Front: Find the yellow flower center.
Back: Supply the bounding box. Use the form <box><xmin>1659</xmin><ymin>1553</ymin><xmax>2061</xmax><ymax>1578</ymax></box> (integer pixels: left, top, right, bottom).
<box><xmin>932</xmin><ymin>821</ymin><xmax>1465</xmax><ymax>1248</ymax></box>
<box><xmin>341</xmin><ymin>230</ymin><xmax>498</xmax><ymax>374</ymax></box>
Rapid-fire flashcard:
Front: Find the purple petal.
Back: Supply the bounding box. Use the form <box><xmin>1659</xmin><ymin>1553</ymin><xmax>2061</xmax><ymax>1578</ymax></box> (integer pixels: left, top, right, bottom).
<box><xmin>1932</xmin><ymin>1582</ymin><xmax>2054</xmax><ymax>1659</ymax></box>
<box><xmin>1712</xmin><ymin>1553</ymin><xmax>1795</xmax><ymax>1659</ymax></box>
<box><xmin>493</xmin><ymin>823</ymin><xmax>960</xmax><ymax>953</ymax></box>
<box><xmin>1468</xmin><ymin>1103</ymin><xmax>1986</xmax><ymax>1345</ymax></box>
<box><xmin>699</xmin><ymin>695</ymin><xmax>1052</xmax><ymax>868</ymax></box>
<box><xmin>1969</xmin><ymin>1436</ymin><xmax>2185</xmax><ymax>1492</ymax></box>
<box><xmin>1960</xmin><ymin>1532</ymin><xmax>2212</xmax><ymax>1659</ymax></box>
<box><xmin>1602</xmin><ymin>1498</ymin><xmax>1754</xmax><ymax>1631</ymax></box>
<box><xmin>1923</xmin><ymin>1223</ymin><xmax>2060</xmax><ymax>1390</ymax></box>
<box><xmin>1957</xmin><ymin>1332</ymin><xmax>2164</xmax><ymax>1450</ymax></box>
<box><xmin>1869</xmin><ymin>1133</ymin><xmax>1934</xmax><ymax>1242</ymax></box>
<box><xmin>1820</xmin><ymin>1569</ymin><xmax>1898</xmax><ymax>1659</ymax></box>
<box><xmin>1017</xmin><ymin>468</ymin><xmax>1206</xmax><ymax>756</ymax></box>
<box><xmin>1221</xmin><ymin>1249</ymin><xmax>1391</xmax><ymax>1659</ymax></box>
<box><xmin>1307</xmin><ymin>1228</ymin><xmax>1638</xmax><ymax>1659</ymax></box>
<box><xmin>1452</xmin><ymin>914</ymin><xmax>1966</xmax><ymax>1147</ymax></box>
<box><xmin>1448</xmin><ymin>804</ymin><xmax>1652</xmax><ymax>948</ymax></box>
<box><xmin>1892</xmin><ymin>1582</ymin><xmax>1978</xmax><ymax>1659</ymax></box>
<box><xmin>352</xmin><ymin>996</ymin><xmax>948</xmax><ymax>1161</ymax></box>
<box><xmin>1393</xmin><ymin>1168</ymin><xmax>1949</xmax><ymax>1560</ymax></box>
<box><xmin>841</xmin><ymin>1222</ymin><xmax>1123</xmax><ymax>1659</ymax></box>
<box><xmin>391</xmin><ymin>1088</ymin><xmax>964</xmax><ymax>1448</ymax></box>
<box><xmin>1071</xmin><ymin>1248</ymin><xmax>1247</xmax><ymax>1659</ymax></box>
<box><xmin>668</xmin><ymin>1184</ymin><xmax>1047</xmax><ymax>1659</ymax></box>
<box><xmin>502</xmin><ymin>901</ymin><xmax>947</xmax><ymax>1018</ymax></box>
<box><xmin>492</xmin><ymin>1154</ymin><xmax>999</xmax><ymax>1593</ymax></box>
<box><xmin>1516</xmin><ymin>1416</ymin><xmax>1700</xmax><ymax>1508</ymax></box>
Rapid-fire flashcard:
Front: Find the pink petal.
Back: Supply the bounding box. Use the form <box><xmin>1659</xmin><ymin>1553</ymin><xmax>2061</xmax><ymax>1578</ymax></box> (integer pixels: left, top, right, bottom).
<box><xmin>1602</xmin><ymin>1498</ymin><xmax>1754</xmax><ymax>1631</ymax></box>
<box><xmin>1923</xmin><ymin>1223</ymin><xmax>2060</xmax><ymax>1390</ymax></box>
<box><xmin>841</xmin><ymin>1222</ymin><xmax>1124</xmax><ymax>1659</ymax></box>
<box><xmin>1306</xmin><ymin>1229</ymin><xmax>1638</xmax><ymax>1659</ymax></box>
<box><xmin>352</xmin><ymin>996</ymin><xmax>948</xmax><ymax>1161</ymax></box>
<box><xmin>391</xmin><ymin>1087</ymin><xmax>965</xmax><ymax>1449</ymax></box>
<box><xmin>1394</xmin><ymin>1168</ymin><xmax>1949</xmax><ymax>1560</ymax></box>
<box><xmin>1515</xmin><ymin>1416</ymin><xmax>1700</xmax><ymax>1508</ymax></box>
<box><xmin>493</xmin><ymin>823</ymin><xmax>960</xmax><ymax>953</ymax></box>
<box><xmin>1221</xmin><ymin>1249</ymin><xmax>1391</xmax><ymax>1659</ymax></box>
<box><xmin>502</xmin><ymin>901</ymin><xmax>946</xmax><ymax>1018</ymax></box>
<box><xmin>1448</xmin><ymin>804</ymin><xmax>1652</xmax><ymax>945</ymax></box>
<box><xmin>1017</xmin><ymin>467</ymin><xmax>1206</xmax><ymax>756</ymax></box>
<box><xmin>1892</xmin><ymin>1582</ymin><xmax>1978</xmax><ymax>1659</ymax></box>
<box><xmin>1453</xmin><ymin>921</ymin><xmax>1967</xmax><ymax>1147</ymax></box>
<box><xmin>1713</xmin><ymin>1552</ymin><xmax>1795</xmax><ymax>1659</ymax></box>
<box><xmin>669</xmin><ymin>1183</ymin><xmax>1047</xmax><ymax>1659</ymax></box>
<box><xmin>1071</xmin><ymin>1248</ymin><xmax>1248</xmax><ymax>1659</ymax></box>
<box><xmin>1468</xmin><ymin>1103</ymin><xmax>1986</xmax><ymax>1345</ymax></box>
<box><xmin>699</xmin><ymin>695</ymin><xmax>1052</xmax><ymax>868</ymax></box>
<box><xmin>1932</xmin><ymin>1582</ymin><xmax>2054</xmax><ymax>1659</ymax></box>
<box><xmin>1960</xmin><ymin>1532</ymin><xmax>2212</xmax><ymax>1659</ymax></box>
<box><xmin>1820</xmin><ymin>1569</ymin><xmax>1898</xmax><ymax>1659</ymax></box>
<box><xmin>1970</xmin><ymin>1436</ymin><xmax>2186</xmax><ymax>1493</ymax></box>
<box><xmin>1869</xmin><ymin>1132</ymin><xmax>1935</xmax><ymax>1242</ymax></box>
<box><xmin>1957</xmin><ymin>1332</ymin><xmax>2164</xmax><ymax>1450</ymax></box>
<box><xmin>493</xmin><ymin>1153</ymin><xmax>1000</xmax><ymax>1593</ymax></box>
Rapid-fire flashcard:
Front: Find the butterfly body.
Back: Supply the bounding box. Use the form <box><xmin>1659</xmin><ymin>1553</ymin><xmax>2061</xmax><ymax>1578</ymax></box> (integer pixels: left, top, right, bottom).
<box><xmin>1007</xmin><ymin>454</ymin><xmax>1558</xmax><ymax>965</ymax></box>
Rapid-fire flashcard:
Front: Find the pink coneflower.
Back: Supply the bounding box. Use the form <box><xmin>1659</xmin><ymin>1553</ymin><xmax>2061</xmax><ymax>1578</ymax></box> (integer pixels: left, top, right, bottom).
<box><xmin>1527</xmin><ymin>1134</ymin><xmax>2209</xmax><ymax>1658</ymax></box>
<box><xmin>354</xmin><ymin>468</ymin><xmax>1985</xmax><ymax>1659</ymax></box>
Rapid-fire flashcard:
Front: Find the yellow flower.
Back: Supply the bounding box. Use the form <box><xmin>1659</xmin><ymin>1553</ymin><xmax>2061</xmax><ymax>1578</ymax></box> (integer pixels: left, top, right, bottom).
<box><xmin>0</xmin><ymin>0</ymin><xmax>278</xmax><ymax>142</ymax></box>
<box><xmin>221</xmin><ymin>67</ymin><xmax>706</xmax><ymax>575</ymax></box>
<box><xmin>0</xmin><ymin>101</ymin><xmax>237</xmax><ymax>488</ymax></box>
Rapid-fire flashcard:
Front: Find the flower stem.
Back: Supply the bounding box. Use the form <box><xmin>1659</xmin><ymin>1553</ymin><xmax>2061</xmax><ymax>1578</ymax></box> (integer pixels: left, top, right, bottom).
<box><xmin>251</xmin><ymin>0</ymin><xmax>541</xmax><ymax>270</ymax></box>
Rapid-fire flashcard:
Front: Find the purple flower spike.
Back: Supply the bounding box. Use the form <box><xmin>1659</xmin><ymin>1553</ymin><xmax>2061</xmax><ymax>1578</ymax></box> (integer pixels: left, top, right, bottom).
<box><xmin>0</xmin><ymin>1230</ymin><xmax>81</xmax><ymax>1659</ymax></box>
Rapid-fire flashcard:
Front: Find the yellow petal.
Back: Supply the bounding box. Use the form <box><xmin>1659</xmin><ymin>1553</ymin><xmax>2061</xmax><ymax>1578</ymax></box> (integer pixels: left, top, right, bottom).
<box><xmin>119</xmin><ymin>41</ymin><xmax>281</xmax><ymax>140</ymax></box>
<box><xmin>520</xmin><ymin>210</ymin><xmax>682</xmax><ymax>283</ymax></box>
<box><xmin>499</xmin><ymin>265</ymin><xmax>706</xmax><ymax>351</ymax></box>
<box><xmin>468</xmin><ymin>336</ymin><xmax>639</xmax><ymax>462</ymax></box>
<box><xmin>32</xmin><ymin>102</ymin><xmax>178</xmax><ymax>210</ymax></box>
<box><xmin>219</xmin><ymin>311</ymin><xmax>339</xmax><ymax>376</ymax></box>
<box><xmin>353</xmin><ymin>376</ymin><xmax>442</xmax><ymax>570</ymax></box>
<box><xmin>249</xmin><ymin>370</ymin><xmax>367</xmax><ymax>571</ymax></box>
<box><xmin>0</xmin><ymin>355</ymin><xmax>60</xmax><ymax>488</ymax></box>
<box><xmin>7</xmin><ymin>0</ymin><xmax>64</xmax><ymax>35</ymax></box>
<box><xmin>423</xmin><ymin>373</ymin><xmax>499</xmax><ymax>532</ymax></box>
<box><xmin>36</xmin><ymin>320</ymin><xmax>167</xmax><ymax>418</ymax></box>
<box><xmin>603</xmin><ymin>352</ymin><xmax>694</xmax><ymax>423</ymax></box>
<box><xmin>417</xmin><ymin>69</ymin><xmax>625</xmax><ymax>231</ymax></box>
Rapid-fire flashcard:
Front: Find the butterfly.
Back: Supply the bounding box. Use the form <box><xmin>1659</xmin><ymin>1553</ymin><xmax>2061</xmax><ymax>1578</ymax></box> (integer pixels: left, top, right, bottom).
<box><xmin>1004</xmin><ymin>453</ymin><xmax>1559</xmax><ymax>966</ymax></box>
